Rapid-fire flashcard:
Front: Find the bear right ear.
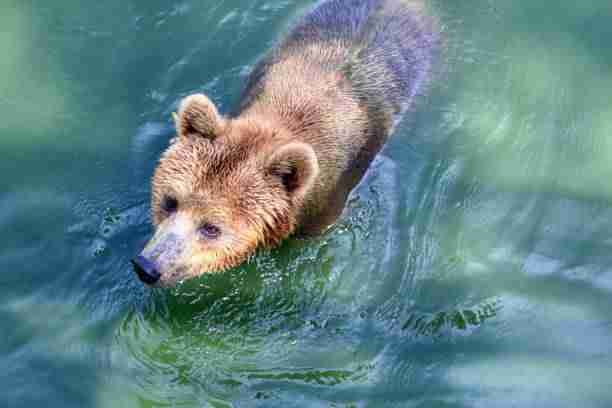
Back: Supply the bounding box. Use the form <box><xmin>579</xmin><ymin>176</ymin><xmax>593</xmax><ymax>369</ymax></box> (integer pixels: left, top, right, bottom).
<box><xmin>175</xmin><ymin>94</ymin><xmax>226</xmax><ymax>140</ymax></box>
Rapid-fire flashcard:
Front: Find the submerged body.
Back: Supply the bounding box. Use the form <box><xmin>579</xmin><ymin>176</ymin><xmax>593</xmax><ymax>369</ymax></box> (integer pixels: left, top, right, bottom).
<box><xmin>133</xmin><ymin>0</ymin><xmax>439</xmax><ymax>286</ymax></box>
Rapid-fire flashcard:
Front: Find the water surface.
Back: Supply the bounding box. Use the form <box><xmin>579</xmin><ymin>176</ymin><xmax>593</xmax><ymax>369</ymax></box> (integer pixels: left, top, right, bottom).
<box><xmin>2</xmin><ymin>0</ymin><xmax>612</xmax><ymax>407</ymax></box>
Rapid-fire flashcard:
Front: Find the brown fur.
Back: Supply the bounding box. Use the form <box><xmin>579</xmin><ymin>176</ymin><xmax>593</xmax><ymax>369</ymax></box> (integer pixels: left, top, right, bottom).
<box><xmin>138</xmin><ymin>0</ymin><xmax>437</xmax><ymax>286</ymax></box>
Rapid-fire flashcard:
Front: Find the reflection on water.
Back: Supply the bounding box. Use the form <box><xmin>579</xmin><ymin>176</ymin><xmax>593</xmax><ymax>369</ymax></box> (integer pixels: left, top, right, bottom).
<box><xmin>401</xmin><ymin>299</ymin><xmax>500</xmax><ymax>336</ymax></box>
<box><xmin>439</xmin><ymin>1</ymin><xmax>612</xmax><ymax>200</ymax></box>
<box><xmin>2</xmin><ymin>0</ymin><xmax>612</xmax><ymax>407</ymax></box>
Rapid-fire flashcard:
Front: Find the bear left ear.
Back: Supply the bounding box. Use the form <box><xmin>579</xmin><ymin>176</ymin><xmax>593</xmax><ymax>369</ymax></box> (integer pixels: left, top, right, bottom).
<box><xmin>267</xmin><ymin>142</ymin><xmax>319</xmax><ymax>200</ymax></box>
<box><xmin>175</xmin><ymin>94</ymin><xmax>226</xmax><ymax>140</ymax></box>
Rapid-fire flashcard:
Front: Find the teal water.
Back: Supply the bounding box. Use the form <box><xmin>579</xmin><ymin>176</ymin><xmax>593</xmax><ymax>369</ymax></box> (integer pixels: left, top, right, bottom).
<box><xmin>2</xmin><ymin>0</ymin><xmax>612</xmax><ymax>407</ymax></box>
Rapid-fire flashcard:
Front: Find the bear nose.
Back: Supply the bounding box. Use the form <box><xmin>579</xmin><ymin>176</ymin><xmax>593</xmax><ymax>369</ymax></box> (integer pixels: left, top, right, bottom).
<box><xmin>131</xmin><ymin>255</ymin><xmax>161</xmax><ymax>285</ymax></box>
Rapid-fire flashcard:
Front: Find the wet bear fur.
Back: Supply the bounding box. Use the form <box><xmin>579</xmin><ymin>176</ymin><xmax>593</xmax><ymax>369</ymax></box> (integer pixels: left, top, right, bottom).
<box><xmin>140</xmin><ymin>0</ymin><xmax>439</xmax><ymax>286</ymax></box>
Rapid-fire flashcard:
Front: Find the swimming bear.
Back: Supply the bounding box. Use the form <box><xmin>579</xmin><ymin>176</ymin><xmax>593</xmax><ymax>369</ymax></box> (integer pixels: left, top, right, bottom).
<box><xmin>133</xmin><ymin>0</ymin><xmax>439</xmax><ymax>286</ymax></box>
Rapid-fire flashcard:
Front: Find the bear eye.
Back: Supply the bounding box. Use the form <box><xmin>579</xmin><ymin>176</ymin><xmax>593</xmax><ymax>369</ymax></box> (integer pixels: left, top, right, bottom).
<box><xmin>199</xmin><ymin>223</ymin><xmax>221</xmax><ymax>239</ymax></box>
<box><xmin>161</xmin><ymin>195</ymin><xmax>178</xmax><ymax>213</ymax></box>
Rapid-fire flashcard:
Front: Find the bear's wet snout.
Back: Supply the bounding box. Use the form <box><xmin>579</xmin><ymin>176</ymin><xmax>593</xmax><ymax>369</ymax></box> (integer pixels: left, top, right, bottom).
<box><xmin>131</xmin><ymin>255</ymin><xmax>161</xmax><ymax>285</ymax></box>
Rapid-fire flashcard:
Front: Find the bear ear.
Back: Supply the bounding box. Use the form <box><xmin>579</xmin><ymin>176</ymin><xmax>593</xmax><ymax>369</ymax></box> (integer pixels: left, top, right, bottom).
<box><xmin>175</xmin><ymin>94</ymin><xmax>226</xmax><ymax>140</ymax></box>
<box><xmin>267</xmin><ymin>142</ymin><xmax>319</xmax><ymax>200</ymax></box>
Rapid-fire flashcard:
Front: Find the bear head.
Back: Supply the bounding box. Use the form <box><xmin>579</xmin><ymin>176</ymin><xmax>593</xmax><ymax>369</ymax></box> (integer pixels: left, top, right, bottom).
<box><xmin>133</xmin><ymin>94</ymin><xmax>319</xmax><ymax>286</ymax></box>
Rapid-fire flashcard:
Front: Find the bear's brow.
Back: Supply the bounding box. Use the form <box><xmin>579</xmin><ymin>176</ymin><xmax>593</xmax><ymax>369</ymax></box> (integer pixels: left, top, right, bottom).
<box><xmin>204</xmin><ymin>141</ymin><xmax>255</xmax><ymax>177</ymax></box>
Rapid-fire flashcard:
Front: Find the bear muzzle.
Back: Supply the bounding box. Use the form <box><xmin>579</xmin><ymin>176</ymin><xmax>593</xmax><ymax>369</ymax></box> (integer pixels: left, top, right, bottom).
<box><xmin>131</xmin><ymin>255</ymin><xmax>161</xmax><ymax>285</ymax></box>
<box><xmin>134</xmin><ymin>214</ymin><xmax>194</xmax><ymax>286</ymax></box>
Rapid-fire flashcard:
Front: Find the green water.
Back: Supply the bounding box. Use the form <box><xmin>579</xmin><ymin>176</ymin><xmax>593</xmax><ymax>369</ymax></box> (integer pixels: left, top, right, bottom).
<box><xmin>2</xmin><ymin>0</ymin><xmax>612</xmax><ymax>406</ymax></box>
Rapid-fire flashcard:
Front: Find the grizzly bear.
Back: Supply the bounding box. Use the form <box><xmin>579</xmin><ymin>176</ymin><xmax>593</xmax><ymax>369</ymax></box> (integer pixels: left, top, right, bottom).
<box><xmin>132</xmin><ymin>0</ymin><xmax>438</xmax><ymax>286</ymax></box>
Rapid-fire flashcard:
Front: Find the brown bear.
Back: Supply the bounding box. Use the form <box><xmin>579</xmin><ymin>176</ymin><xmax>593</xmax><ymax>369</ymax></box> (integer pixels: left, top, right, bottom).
<box><xmin>132</xmin><ymin>0</ymin><xmax>439</xmax><ymax>286</ymax></box>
